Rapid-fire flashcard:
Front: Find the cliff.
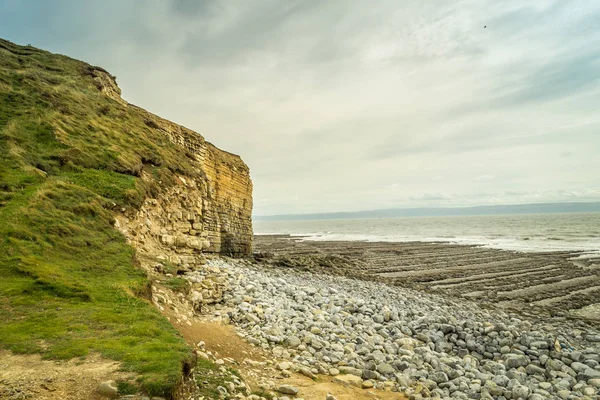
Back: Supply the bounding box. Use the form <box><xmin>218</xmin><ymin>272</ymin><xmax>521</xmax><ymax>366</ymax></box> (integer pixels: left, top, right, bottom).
<box><xmin>80</xmin><ymin>58</ymin><xmax>253</xmax><ymax>257</ymax></box>
<box><xmin>0</xmin><ymin>37</ymin><xmax>252</xmax><ymax>397</ymax></box>
<box><xmin>116</xmin><ymin>104</ymin><xmax>253</xmax><ymax>263</ymax></box>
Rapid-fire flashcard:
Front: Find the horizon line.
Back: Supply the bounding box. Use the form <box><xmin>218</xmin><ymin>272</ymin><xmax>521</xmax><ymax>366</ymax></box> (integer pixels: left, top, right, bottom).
<box><xmin>254</xmin><ymin>200</ymin><xmax>600</xmax><ymax>220</ymax></box>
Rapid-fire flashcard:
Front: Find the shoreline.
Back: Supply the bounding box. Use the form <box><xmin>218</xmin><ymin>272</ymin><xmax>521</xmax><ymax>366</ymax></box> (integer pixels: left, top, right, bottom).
<box><xmin>253</xmin><ymin>235</ymin><xmax>600</xmax><ymax>323</ymax></box>
<box><xmin>253</xmin><ymin>232</ymin><xmax>600</xmax><ymax>258</ymax></box>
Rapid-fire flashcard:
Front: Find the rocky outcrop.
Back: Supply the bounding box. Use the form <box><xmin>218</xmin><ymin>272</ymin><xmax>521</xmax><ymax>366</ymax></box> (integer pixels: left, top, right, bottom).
<box><xmin>113</xmin><ymin>98</ymin><xmax>252</xmax><ymax>263</ymax></box>
<box><xmin>81</xmin><ymin>65</ymin><xmax>127</xmax><ymax>106</ymax></box>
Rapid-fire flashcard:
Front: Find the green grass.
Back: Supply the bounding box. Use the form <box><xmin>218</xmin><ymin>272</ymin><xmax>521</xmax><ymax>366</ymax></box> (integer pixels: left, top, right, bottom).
<box><xmin>0</xmin><ymin>38</ymin><xmax>204</xmax><ymax>397</ymax></box>
<box><xmin>117</xmin><ymin>380</ymin><xmax>140</xmax><ymax>395</ymax></box>
<box><xmin>163</xmin><ymin>277</ymin><xmax>191</xmax><ymax>294</ymax></box>
<box><xmin>194</xmin><ymin>358</ymin><xmax>244</xmax><ymax>399</ymax></box>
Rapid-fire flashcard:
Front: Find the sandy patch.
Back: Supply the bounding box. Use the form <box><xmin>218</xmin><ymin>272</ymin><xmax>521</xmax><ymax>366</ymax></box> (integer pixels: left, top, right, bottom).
<box><xmin>0</xmin><ymin>350</ymin><xmax>134</xmax><ymax>400</ymax></box>
<box><xmin>174</xmin><ymin>318</ymin><xmax>407</xmax><ymax>400</ymax></box>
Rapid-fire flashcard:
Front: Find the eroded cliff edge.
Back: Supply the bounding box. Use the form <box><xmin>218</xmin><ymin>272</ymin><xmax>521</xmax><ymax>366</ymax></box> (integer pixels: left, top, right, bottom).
<box><xmin>91</xmin><ymin>66</ymin><xmax>253</xmax><ymax>260</ymax></box>
<box><xmin>115</xmin><ymin>104</ymin><xmax>253</xmax><ymax>261</ymax></box>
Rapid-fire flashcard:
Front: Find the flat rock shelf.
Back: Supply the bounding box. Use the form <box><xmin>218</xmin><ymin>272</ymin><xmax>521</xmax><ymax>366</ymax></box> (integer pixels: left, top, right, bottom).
<box><xmin>253</xmin><ymin>235</ymin><xmax>600</xmax><ymax>321</ymax></box>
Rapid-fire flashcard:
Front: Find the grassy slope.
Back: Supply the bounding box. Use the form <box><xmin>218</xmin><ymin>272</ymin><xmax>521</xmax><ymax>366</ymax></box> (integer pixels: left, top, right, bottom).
<box><xmin>0</xmin><ymin>39</ymin><xmax>200</xmax><ymax>397</ymax></box>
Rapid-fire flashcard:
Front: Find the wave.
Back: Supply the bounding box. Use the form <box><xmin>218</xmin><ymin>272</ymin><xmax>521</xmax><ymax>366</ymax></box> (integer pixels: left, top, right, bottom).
<box><xmin>288</xmin><ymin>232</ymin><xmax>600</xmax><ymax>256</ymax></box>
<box><xmin>254</xmin><ymin>214</ymin><xmax>600</xmax><ymax>256</ymax></box>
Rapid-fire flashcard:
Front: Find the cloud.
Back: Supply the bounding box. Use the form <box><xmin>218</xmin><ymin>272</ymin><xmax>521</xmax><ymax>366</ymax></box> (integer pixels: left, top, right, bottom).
<box><xmin>1</xmin><ymin>0</ymin><xmax>599</xmax><ymax>215</ymax></box>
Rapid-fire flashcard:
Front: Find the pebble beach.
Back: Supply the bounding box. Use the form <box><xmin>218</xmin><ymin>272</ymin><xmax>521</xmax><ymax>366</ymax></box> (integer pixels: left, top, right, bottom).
<box><xmin>182</xmin><ymin>256</ymin><xmax>600</xmax><ymax>400</ymax></box>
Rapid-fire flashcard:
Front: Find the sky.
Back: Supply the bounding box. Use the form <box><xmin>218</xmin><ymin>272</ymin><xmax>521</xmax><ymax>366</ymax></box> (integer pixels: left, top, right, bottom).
<box><xmin>1</xmin><ymin>0</ymin><xmax>599</xmax><ymax>215</ymax></box>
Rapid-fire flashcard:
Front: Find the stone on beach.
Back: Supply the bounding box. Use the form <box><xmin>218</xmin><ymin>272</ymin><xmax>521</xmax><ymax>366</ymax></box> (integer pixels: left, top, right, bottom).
<box><xmin>276</xmin><ymin>384</ymin><xmax>299</xmax><ymax>395</ymax></box>
<box><xmin>97</xmin><ymin>381</ymin><xmax>118</xmax><ymax>398</ymax></box>
<box><xmin>333</xmin><ymin>374</ymin><xmax>363</xmax><ymax>388</ymax></box>
<box><xmin>278</xmin><ymin>361</ymin><xmax>293</xmax><ymax>370</ymax></box>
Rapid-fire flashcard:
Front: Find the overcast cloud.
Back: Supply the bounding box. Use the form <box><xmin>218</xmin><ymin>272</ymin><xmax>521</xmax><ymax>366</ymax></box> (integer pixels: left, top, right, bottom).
<box><xmin>1</xmin><ymin>0</ymin><xmax>599</xmax><ymax>214</ymax></box>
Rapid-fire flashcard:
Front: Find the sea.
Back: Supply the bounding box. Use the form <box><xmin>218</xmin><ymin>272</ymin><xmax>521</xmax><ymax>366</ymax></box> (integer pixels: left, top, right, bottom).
<box><xmin>254</xmin><ymin>213</ymin><xmax>600</xmax><ymax>258</ymax></box>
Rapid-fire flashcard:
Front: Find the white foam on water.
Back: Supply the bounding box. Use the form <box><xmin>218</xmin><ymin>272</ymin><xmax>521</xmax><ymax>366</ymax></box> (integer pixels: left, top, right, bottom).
<box><xmin>254</xmin><ymin>213</ymin><xmax>600</xmax><ymax>257</ymax></box>
<box><xmin>272</xmin><ymin>231</ymin><xmax>600</xmax><ymax>257</ymax></box>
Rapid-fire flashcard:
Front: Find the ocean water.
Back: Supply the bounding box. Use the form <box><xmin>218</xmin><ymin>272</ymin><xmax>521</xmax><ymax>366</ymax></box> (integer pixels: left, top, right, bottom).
<box><xmin>254</xmin><ymin>213</ymin><xmax>600</xmax><ymax>257</ymax></box>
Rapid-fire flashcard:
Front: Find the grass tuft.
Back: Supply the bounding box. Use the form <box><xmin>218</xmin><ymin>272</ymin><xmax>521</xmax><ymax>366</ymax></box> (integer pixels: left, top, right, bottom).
<box><xmin>164</xmin><ymin>277</ymin><xmax>191</xmax><ymax>294</ymax></box>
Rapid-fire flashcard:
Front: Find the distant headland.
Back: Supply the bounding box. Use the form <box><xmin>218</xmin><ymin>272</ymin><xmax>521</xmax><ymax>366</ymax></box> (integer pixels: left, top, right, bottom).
<box><xmin>255</xmin><ymin>201</ymin><xmax>600</xmax><ymax>221</ymax></box>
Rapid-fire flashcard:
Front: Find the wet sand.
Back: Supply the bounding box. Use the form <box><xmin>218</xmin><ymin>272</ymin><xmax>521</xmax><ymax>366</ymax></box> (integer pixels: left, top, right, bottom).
<box><xmin>253</xmin><ymin>235</ymin><xmax>600</xmax><ymax>322</ymax></box>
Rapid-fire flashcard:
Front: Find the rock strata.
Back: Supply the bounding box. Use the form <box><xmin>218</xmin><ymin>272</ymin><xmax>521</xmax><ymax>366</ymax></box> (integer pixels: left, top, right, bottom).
<box><xmin>74</xmin><ymin>43</ymin><xmax>255</xmax><ymax>258</ymax></box>
<box><xmin>113</xmin><ymin>107</ymin><xmax>252</xmax><ymax>259</ymax></box>
<box><xmin>254</xmin><ymin>236</ymin><xmax>600</xmax><ymax>318</ymax></box>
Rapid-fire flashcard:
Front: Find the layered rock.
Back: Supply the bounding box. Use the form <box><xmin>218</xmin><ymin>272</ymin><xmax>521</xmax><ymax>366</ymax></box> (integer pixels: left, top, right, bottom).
<box><xmin>113</xmin><ymin>102</ymin><xmax>252</xmax><ymax>262</ymax></box>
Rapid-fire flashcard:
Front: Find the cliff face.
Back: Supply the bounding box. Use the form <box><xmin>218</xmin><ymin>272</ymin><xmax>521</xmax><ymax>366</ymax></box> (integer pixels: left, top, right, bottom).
<box><xmin>0</xmin><ymin>38</ymin><xmax>252</xmax><ymax>395</ymax></box>
<box><xmin>0</xmin><ymin>38</ymin><xmax>249</xmax><ymax>395</ymax></box>
<box><xmin>80</xmin><ymin>63</ymin><xmax>253</xmax><ymax>257</ymax></box>
<box><xmin>87</xmin><ymin>66</ymin><xmax>253</xmax><ymax>258</ymax></box>
<box><xmin>116</xmin><ymin>105</ymin><xmax>253</xmax><ymax>262</ymax></box>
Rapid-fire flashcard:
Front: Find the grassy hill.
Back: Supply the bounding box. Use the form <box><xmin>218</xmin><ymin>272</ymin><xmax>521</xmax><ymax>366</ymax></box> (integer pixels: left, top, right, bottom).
<box><xmin>0</xmin><ymin>38</ymin><xmax>206</xmax><ymax>397</ymax></box>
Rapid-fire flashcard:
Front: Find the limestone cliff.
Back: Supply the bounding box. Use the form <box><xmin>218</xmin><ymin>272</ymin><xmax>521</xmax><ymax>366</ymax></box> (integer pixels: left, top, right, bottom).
<box><xmin>112</xmin><ymin>98</ymin><xmax>253</xmax><ymax>261</ymax></box>
<box><xmin>80</xmin><ymin>64</ymin><xmax>253</xmax><ymax>258</ymax></box>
